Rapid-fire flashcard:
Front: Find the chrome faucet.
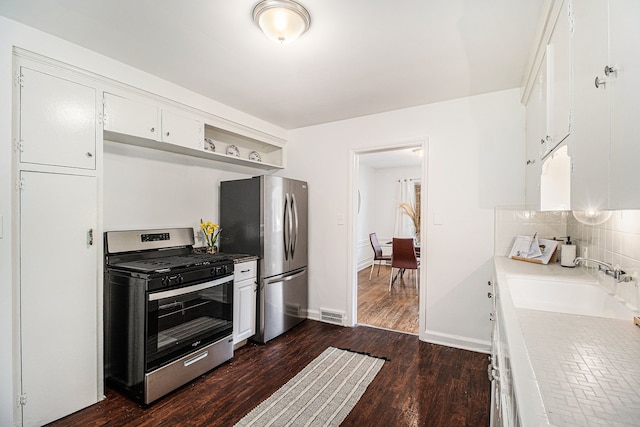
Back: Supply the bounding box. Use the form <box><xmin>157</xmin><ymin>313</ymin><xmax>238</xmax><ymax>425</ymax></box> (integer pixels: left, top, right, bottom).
<box><xmin>574</xmin><ymin>257</ymin><xmax>633</xmax><ymax>282</ymax></box>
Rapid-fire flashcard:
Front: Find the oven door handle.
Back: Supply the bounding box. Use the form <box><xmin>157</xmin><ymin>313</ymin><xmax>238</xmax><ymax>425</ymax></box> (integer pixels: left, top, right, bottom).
<box><xmin>149</xmin><ymin>275</ymin><xmax>231</xmax><ymax>301</ymax></box>
<box><xmin>184</xmin><ymin>351</ymin><xmax>208</xmax><ymax>367</ymax></box>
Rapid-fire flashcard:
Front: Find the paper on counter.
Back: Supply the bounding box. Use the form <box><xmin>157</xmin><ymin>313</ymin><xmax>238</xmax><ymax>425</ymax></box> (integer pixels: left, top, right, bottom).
<box><xmin>509</xmin><ymin>235</ymin><xmax>560</xmax><ymax>264</ymax></box>
<box><xmin>509</xmin><ymin>234</ymin><xmax>542</xmax><ymax>258</ymax></box>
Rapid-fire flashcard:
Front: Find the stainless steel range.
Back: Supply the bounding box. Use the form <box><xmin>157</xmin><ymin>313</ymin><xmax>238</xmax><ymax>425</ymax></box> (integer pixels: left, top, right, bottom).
<box><xmin>104</xmin><ymin>228</ymin><xmax>234</xmax><ymax>405</ymax></box>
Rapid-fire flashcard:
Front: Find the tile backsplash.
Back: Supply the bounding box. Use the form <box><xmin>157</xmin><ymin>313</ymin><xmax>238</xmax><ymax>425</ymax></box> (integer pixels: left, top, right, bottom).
<box><xmin>495</xmin><ymin>207</ymin><xmax>640</xmax><ymax>309</ymax></box>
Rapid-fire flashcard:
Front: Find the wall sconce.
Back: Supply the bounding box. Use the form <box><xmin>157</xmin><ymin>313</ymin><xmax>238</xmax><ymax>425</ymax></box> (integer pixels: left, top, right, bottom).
<box><xmin>252</xmin><ymin>0</ymin><xmax>311</xmax><ymax>44</ymax></box>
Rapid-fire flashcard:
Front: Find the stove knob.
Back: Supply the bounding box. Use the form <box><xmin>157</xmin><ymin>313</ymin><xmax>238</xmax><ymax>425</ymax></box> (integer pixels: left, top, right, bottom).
<box><xmin>162</xmin><ymin>276</ymin><xmax>171</xmax><ymax>287</ymax></box>
<box><xmin>176</xmin><ymin>274</ymin><xmax>184</xmax><ymax>284</ymax></box>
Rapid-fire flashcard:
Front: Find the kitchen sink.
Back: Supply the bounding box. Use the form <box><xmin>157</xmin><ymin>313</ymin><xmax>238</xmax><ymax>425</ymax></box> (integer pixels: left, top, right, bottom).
<box><xmin>507</xmin><ymin>277</ymin><xmax>635</xmax><ymax>320</ymax></box>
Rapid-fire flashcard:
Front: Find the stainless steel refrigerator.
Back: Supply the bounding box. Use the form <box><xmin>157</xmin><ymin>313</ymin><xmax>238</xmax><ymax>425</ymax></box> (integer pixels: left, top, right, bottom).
<box><xmin>220</xmin><ymin>175</ymin><xmax>308</xmax><ymax>343</ymax></box>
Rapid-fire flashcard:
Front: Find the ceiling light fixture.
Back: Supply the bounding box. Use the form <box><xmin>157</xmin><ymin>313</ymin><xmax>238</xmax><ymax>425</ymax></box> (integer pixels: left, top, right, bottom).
<box><xmin>252</xmin><ymin>0</ymin><xmax>311</xmax><ymax>45</ymax></box>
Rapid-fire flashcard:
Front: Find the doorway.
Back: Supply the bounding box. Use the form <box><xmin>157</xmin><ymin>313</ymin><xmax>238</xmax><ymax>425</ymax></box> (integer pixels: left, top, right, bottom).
<box><xmin>350</xmin><ymin>142</ymin><xmax>426</xmax><ymax>335</ymax></box>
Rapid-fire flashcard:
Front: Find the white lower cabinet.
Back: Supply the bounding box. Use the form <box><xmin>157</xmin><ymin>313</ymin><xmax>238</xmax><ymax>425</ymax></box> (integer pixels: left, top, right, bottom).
<box><xmin>490</xmin><ymin>279</ymin><xmax>520</xmax><ymax>427</ymax></box>
<box><xmin>233</xmin><ymin>260</ymin><xmax>257</xmax><ymax>345</ymax></box>
<box><xmin>19</xmin><ymin>171</ymin><xmax>99</xmax><ymax>426</ymax></box>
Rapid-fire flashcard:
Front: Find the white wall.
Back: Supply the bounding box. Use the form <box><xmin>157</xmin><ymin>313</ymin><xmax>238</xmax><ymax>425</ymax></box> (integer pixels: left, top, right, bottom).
<box><xmin>285</xmin><ymin>89</ymin><xmax>525</xmax><ymax>351</ymax></box>
<box><xmin>103</xmin><ymin>141</ymin><xmax>251</xmax><ymax>238</ymax></box>
<box><xmin>0</xmin><ymin>16</ymin><xmax>286</xmax><ymax>426</ymax></box>
<box><xmin>355</xmin><ymin>164</ymin><xmax>374</xmax><ymax>270</ymax></box>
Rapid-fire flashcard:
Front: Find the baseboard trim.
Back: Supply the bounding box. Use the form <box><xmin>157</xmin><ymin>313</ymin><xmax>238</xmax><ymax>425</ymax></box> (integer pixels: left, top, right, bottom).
<box><xmin>421</xmin><ymin>330</ymin><xmax>491</xmax><ymax>354</ymax></box>
<box><xmin>307</xmin><ymin>313</ymin><xmax>490</xmax><ymax>354</ymax></box>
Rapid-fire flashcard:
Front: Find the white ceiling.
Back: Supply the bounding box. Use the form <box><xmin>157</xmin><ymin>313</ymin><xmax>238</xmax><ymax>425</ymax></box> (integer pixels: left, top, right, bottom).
<box><xmin>0</xmin><ymin>0</ymin><xmax>544</xmax><ymax>130</ymax></box>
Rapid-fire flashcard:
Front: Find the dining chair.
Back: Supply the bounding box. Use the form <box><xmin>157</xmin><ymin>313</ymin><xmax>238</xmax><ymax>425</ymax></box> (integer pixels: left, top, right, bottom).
<box><xmin>369</xmin><ymin>233</ymin><xmax>391</xmax><ymax>280</ymax></box>
<box><xmin>389</xmin><ymin>238</ymin><xmax>420</xmax><ymax>291</ymax></box>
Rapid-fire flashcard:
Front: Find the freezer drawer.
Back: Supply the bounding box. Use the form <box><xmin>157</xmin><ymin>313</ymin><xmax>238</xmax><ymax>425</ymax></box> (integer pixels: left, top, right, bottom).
<box><xmin>258</xmin><ymin>268</ymin><xmax>308</xmax><ymax>343</ymax></box>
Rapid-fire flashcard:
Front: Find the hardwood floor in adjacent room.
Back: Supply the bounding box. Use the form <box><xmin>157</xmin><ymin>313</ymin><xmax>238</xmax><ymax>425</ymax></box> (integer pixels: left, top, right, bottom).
<box><xmin>358</xmin><ymin>264</ymin><xmax>419</xmax><ymax>334</ymax></box>
<box><xmin>47</xmin><ymin>320</ymin><xmax>490</xmax><ymax>427</ymax></box>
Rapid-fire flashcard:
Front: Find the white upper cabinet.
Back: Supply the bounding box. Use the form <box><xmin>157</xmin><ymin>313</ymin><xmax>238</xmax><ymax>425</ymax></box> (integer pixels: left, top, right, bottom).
<box><xmin>103</xmin><ymin>93</ymin><xmax>204</xmax><ymax>149</ymax></box>
<box><xmin>524</xmin><ymin>0</ymin><xmax>640</xmax><ymax>211</ymax></box>
<box><xmin>525</xmin><ymin>55</ymin><xmax>546</xmax><ymax>208</ymax></box>
<box><xmin>571</xmin><ymin>0</ymin><xmax>610</xmax><ymax>212</ymax></box>
<box><xmin>571</xmin><ymin>0</ymin><xmax>640</xmax><ymax>211</ymax></box>
<box><xmin>524</xmin><ymin>0</ymin><xmax>572</xmax><ymax>210</ymax></box>
<box><xmin>161</xmin><ymin>109</ymin><xmax>203</xmax><ymax>150</ymax></box>
<box><xmin>546</xmin><ymin>2</ymin><xmax>572</xmax><ymax>153</ymax></box>
<box><xmin>102</xmin><ymin>92</ymin><xmax>284</xmax><ymax>170</ymax></box>
<box><xmin>19</xmin><ymin>67</ymin><xmax>96</xmax><ymax>170</ymax></box>
<box><xmin>103</xmin><ymin>92</ymin><xmax>159</xmax><ymax>140</ymax></box>
<box><xmin>608</xmin><ymin>0</ymin><xmax>640</xmax><ymax>209</ymax></box>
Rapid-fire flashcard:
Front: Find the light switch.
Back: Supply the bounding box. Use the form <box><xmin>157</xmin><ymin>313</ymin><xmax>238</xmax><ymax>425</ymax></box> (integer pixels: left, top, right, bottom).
<box><xmin>337</xmin><ymin>214</ymin><xmax>345</xmax><ymax>225</ymax></box>
<box><xmin>433</xmin><ymin>212</ymin><xmax>443</xmax><ymax>225</ymax></box>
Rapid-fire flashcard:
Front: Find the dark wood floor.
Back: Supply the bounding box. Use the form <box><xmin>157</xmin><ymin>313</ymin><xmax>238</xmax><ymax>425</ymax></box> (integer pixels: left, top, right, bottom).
<box><xmin>47</xmin><ymin>320</ymin><xmax>490</xmax><ymax>427</ymax></box>
<box><xmin>358</xmin><ymin>264</ymin><xmax>419</xmax><ymax>334</ymax></box>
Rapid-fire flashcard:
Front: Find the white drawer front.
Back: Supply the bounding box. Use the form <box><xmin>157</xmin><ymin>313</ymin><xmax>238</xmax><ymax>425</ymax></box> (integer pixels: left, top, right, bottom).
<box><xmin>234</xmin><ymin>261</ymin><xmax>257</xmax><ymax>282</ymax></box>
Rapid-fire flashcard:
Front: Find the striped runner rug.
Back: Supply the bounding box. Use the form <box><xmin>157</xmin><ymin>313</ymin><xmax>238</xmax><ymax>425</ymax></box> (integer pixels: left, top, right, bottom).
<box><xmin>235</xmin><ymin>347</ymin><xmax>386</xmax><ymax>427</ymax></box>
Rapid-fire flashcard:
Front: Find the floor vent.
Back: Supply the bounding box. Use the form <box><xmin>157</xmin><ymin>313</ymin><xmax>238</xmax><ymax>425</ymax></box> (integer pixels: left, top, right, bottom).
<box><xmin>320</xmin><ymin>309</ymin><xmax>344</xmax><ymax>325</ymax></box>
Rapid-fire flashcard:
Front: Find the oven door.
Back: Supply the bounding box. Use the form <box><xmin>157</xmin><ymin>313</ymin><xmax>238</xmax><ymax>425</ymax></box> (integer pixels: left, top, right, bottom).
<box><xmin>146</xmin><ymin>275</ymin><xmax>233</xmax><ymax>372</ymax></box>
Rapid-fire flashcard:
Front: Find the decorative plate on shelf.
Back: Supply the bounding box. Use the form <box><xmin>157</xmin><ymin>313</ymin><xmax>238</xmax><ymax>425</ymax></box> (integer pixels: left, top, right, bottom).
<box><xmin>226</xmin><ymin>145</ymin><xmax>240</xmax><ymax>157</ymax></box>
<box><xmin>204</xmin><ymin>138</ymin><xmax>215</xmax><ymax>152</ymax></box>
<box><xmin>249</xmin><ymin>151</ymin><xmax>262</xmax><ymax>162</ymax></box>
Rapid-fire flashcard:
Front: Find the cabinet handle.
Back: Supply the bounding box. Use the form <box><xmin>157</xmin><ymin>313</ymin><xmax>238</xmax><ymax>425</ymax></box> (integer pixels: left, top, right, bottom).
<box><xmin>594</xmin><ymin>76</ymin><xmax>606</xmax><ymax>88</ymax></box>
<box><xmin>150</xmin><ymin>127</ymin><xmax>155</xmax><ymax>133</ymax></box>
<box><xmin>88</xmin><ymin>229</ymin><xmax>94</xmax><ymax>246</ymax></box>
<box><xmin>166</xmin><ymin>131</ymin><xmax>170</xmax><ymax>137</ymax></box>
<box><xmin>604</xmin><ymin>65</ymin><xmax>616</xmax><ymax>76</ymax></box>
<box><xmin>540</xmin><ymin>138</ymin><xmax>546</xmax><ymax>145</ymax></box>
<box><xmin>86</xmin><ymin>152</ymin><xmax>93</xmax><ymax>158</ymax></box>
<box><xmin>526</xmin><ymin>159</ymin><xmax>535</xmax><ymax>165</ymax></box>
<box><xmin>487</xmin><ymin>292</ymin><xmax>493</xmax><ymax>299</ymax></box>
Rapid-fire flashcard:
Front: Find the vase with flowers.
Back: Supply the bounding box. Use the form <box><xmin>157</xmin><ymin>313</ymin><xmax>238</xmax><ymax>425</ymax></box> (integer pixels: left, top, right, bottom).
<box><xmin>200</xmin><ymin>219</ymin><xmax>222</xmax><ymax>254</ymax></box>
<box><xmin>398</xmin><ymin>201</ymin><xmax>420</xmax><ymax>243</ymax></box>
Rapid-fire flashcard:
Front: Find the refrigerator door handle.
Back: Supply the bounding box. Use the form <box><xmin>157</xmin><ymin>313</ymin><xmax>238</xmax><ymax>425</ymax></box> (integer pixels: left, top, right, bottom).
<box><xmin>283</xmin><ymin>193</ymin><xmax>290</xmax><ymax>260</ymax></box>
<box><xmin>286</xmin><ymin>192</ymin><xmax>293</xmax><ymax>259</ymax></box>
<box><xmin>291</xmin><ymin>193</ymin><xmax>298</xmax><ymax>257</ymax></box>
<box><xmin>264</xmin><ymin>269</ymin><xmax>306</xmax><ymax>285</ymax></box>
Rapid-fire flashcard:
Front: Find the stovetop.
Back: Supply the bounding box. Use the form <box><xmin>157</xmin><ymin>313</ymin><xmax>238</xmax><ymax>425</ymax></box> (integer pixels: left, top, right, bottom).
<box><xmin>109</xmin><ymin>253</ymin><xmax>232</xmax><ymax>274</ymax></box>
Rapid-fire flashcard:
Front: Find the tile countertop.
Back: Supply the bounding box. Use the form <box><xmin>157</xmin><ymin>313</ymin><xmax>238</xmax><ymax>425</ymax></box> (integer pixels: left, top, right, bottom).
<box><xmin>494</xmin><ymin>256</ymin><xmax>640</xmax><ymax>427</ymax></box>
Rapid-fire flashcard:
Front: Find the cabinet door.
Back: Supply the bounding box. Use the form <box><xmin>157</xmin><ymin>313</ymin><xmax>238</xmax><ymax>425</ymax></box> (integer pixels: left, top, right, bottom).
<box><xmin>234</xmin><ymin>279</ymin><xmax>257</xmax><ymax>343</ymax></box>
<box><xmin>570</xmin><ymin>0</ymin><xmax>609</xmax><ymax>212</ymax></box>
<box><xmin>20</xmin><ymin>171</ymin><xmax>98</xmax><ymax>426</ymax></box>
<box><xmin>20</xmin><ymin>67</ymin><xmax>96</xmax><ymax>169</ymax></box>
<box><xmin>161</xmin><ymin>110</ymin><xmax>203</xmax><ymax>150</ymax></box>
<box><xmin>547</xmin><ymin>0</ymin><xmax>572</xmax><ymax>150</ymax></box>
<box><xmin>609</xmin><ymin>0</ymin><xmax>640</xmax><ymax>209</ymax></box>
<box><xmin>525</xmin><ymin>56</ymin><xmax>545</xmax><ymax>208</ymax></box>
<box><xmin>103</xmin><ymin>92</ymin><xmax>159</xmax><ymax>140</ymax></box>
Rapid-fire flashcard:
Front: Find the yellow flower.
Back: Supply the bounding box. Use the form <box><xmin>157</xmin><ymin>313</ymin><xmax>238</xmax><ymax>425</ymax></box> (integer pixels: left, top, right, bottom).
<box><xmin>200</xmin><ymin>219</ymin><xmax>222</xmax><ymax>248</ymax></box>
